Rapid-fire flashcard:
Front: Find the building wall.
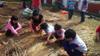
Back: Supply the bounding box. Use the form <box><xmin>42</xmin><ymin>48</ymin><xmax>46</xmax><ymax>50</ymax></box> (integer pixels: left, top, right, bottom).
<box><xmin>88</xmin><ymin>2</ymin><xmax>100</xmax><ymax>14</ymax></box>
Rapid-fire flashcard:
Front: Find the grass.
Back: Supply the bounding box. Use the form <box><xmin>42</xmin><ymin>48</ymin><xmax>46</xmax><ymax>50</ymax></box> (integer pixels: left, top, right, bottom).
<box><xmin>0</xmin><ymin>2</ymin><xmax>100</xmax><ymax>56</ymax></box>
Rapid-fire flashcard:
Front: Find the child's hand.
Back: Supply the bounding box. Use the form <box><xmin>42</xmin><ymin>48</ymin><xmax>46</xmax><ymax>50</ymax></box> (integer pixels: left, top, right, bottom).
<box><xmin>82</xmin><ymin>53</ymin><xmax>87</xmax><ymax>56</ymax></box>
<box><xmin>36</xmin><ymin>26</ymin><xmax>40</xmax><ymax>31</ymax></box>
<box><xmin>58</xmin><ymin>48</ymin><xmax>68</xmax><ymax>56</ymax></box>
<box><xmin>45</xmin><ymin>40</ymin><xmax>54</xmax><ymax>45</ymax></box>
<box><xmin>46</xmin><ymin>39</ymin><xmax>55</xmax><ymax>44</ymax></box>
<box><xmin>58</xmin><ymin>37</ymin><xmax>64</xmax><ymax>41</ymax></box>
<box><xmin>16</xmin><ymin>34</ymin><xmax>20</xmax><ymax>37</ymax></box>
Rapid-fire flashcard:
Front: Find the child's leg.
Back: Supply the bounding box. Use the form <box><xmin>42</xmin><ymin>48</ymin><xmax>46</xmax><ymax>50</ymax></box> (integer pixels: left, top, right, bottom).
<box><xmin>5</xmin><ymin>30</ymin><xmax>14</xmax><ymax>37</ymax></box>
<box><xmin>68</xmin><ymin>10</ymin><xmax>74</xmax><ymax>20</ymax></box>
<box><xmin>96</xmin><ymin>32</ymin><xmax>100</xmax><ymax>41</ymax></box>
<box><xmin>22</xmin><ymin>1</ymin><xmax>26</xmax><ymax>8</ymax></box>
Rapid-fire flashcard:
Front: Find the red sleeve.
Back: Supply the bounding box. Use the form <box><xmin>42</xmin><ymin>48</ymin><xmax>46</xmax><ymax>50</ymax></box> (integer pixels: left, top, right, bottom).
<box><xmin>96</xmin><ymin>26</ymin><xmax>100</xmax><ymax>32</ymax></box>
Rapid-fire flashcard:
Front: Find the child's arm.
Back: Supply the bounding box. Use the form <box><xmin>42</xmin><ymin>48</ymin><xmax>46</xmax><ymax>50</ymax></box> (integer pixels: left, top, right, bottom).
<box><xmin>38</xmin><ymin>18</ymin><xmax>45</xmax><ymax>27</ymax></box>
<box><xmin>29</xmin><ymin>19</ymin><xmax>34</xmax><ymax>32</ymax></box>
<box><xmin>6</xmin><ymin>23</ymin><xmax>18</xmax><ymax>36</ymax></box>
<box><xmin>41</xmin><ymin>18</ymin><xmax>45</xmax><ymax>24</ymax></box>
<box><xmin>16</xmin><ymin>23</ymin><xmax>22</xmax><ymax>31</ymax></box>
<box><xmin>96</xmin><ymin>32</ymin><xmax>100</xmax><ymax>40</ymax></box>
<box><xmin>82</xmin><ymin>53</ymin><xmax>87</xmax><ymax>56</ymax></box>
<box><xmin>47</xmin><ymin>33</ymin><xmax>52</xmax><ymax>41</ymax></box>
<box><xmin>36</xmin><ymin>19</ymin><xmax>45</xmax><ymax>31</ymax></box>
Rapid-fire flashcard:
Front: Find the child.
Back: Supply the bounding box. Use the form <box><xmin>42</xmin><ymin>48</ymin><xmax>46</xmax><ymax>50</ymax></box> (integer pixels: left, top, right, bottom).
<box><xmin>78</xmin><ymin>0</ymin><xmax>88</xmax><ymax>23</ymax></box>
<box><xmin>61</xmin><ymin>29</ymin><xmax>87</xmax><ymax>56</ymax></box>
<box><xmin>47</xmin><ymin>24</ymin><xmax>65</xmax><ymax>44</ymax></box>
<box><xmin>29</xmin><ymin>10</ymin><xmax>45</xmax><ymax>32</ymax></box>
<box><xmin>31</xmin><ymin>0</ymin><xmax>41</xmax><ymax>10</ymax></box>
<box><xmin>40</xmin><ymin>23</ymin><xmax>54</xmax><ymax>41</ymax></box>
<box><xmin>5</xmin><ymin>16</ymin><xmax>22</xmax><ymax>37</ymax></box>
<box><xmin>96</xmin><ymin>25</ymin><xmax>100</xmax><ymax>42</ymax></box>
<box><xmin>67</xmin><ymin>0</ymin><xmax>76</xmax><ymax>20</ymax></box>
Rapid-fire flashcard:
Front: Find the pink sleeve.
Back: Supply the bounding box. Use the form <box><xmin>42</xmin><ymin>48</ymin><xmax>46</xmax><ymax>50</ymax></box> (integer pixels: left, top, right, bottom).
<box><xmin>16</xmin><ymin>23</ymin><xmax>22</xmax><ymax>31</ymax></box>
<box><xmin>5</xmin><ymin>22</ymin><xmax>18</xmax><ymax>35</ymax></box>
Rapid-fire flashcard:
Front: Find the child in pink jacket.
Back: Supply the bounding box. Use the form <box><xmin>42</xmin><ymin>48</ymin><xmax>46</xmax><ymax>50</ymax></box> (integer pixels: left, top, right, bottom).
<box><xmin>5</xmin><ymin>16</ymin><xmax>22</xmax><ymax>37</ymax></box>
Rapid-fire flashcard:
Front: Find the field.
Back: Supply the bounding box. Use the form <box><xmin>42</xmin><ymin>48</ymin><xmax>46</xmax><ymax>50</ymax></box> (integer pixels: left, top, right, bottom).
<box><xmin>0</xmin><ymin>2</ymin><xmax>100</xmax><ymax>56</ymax></box>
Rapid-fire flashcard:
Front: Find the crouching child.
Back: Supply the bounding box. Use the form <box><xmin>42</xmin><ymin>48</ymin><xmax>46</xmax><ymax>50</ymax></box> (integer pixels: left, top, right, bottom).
<box><xmin>61</xmin><ymin>29</ymin><xmax>87</xmax><ymax>56</ymax></box>
<box><xmin>5</xmin><ymin>16</ymin><xmax>22</xmax><ymax>37</ymax></box>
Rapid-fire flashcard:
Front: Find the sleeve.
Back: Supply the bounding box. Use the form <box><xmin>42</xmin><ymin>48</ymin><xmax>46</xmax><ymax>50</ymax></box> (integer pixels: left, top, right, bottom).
<box><xmin>6</xmin><ymin>22</ymin><xmax>18</xmax><ymax>35</ymax></box>
<box><xmin>16</xmin><ymin>23</ymin><xmax>22</xmax><ymax>31</ymax></box>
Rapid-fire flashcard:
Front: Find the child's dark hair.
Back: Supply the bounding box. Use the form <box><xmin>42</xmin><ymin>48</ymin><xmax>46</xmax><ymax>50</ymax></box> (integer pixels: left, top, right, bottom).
<box><xmin>32</xmin><ymin>9</ymin><xmax>39</xmax><ymax>16</ymax></box>
<box><xmin>54</xmin><ymin>24</ymin><xmax>62</xmax><ymax>30</ymax></box>
<box><xmin>40</xmin><ymin>23</ymin><xmax>48</xmax><ymax>30</ymax></box>
<box><xmin>65</xmin><ymin>29</ymin><xmax>76</xmax><ymax>39</ymax></box>
<box><xmin>11</xmin><ymin>16</ymin><xmax>18</xmax><ymax>21</ymax></box>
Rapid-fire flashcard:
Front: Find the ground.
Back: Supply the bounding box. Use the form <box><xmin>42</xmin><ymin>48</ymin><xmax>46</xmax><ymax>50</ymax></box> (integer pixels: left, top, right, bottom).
<box><xmin>0</xmin><ymin>2</ymin><xmax>100</xmax><ymax>56</ymax></box>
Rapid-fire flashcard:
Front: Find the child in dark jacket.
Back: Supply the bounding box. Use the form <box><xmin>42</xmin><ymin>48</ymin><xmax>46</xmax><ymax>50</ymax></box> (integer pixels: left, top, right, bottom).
<box><xmin>29</xmin><ymin>10</ymin><xmax>45</xmax><ymax>32</ymax></box>
<box><xmin>61</xmin><ymin>29</ymin><xmax>87</xmax><ymax>56</ymax></box>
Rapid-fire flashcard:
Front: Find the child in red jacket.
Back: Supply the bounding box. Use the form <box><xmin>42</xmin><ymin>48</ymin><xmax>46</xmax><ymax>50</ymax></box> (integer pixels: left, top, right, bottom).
<box><xmin>96</xmin><ymin>25</ymin><xmax>100</xmax><ymax>42</ymax></box>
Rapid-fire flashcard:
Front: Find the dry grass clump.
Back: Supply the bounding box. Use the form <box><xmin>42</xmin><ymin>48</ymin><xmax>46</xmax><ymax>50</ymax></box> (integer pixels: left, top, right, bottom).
<box><xmin>2</xmin><ymin>39</ymin><xmax>28</xmax><ymax>56</ymax></box>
